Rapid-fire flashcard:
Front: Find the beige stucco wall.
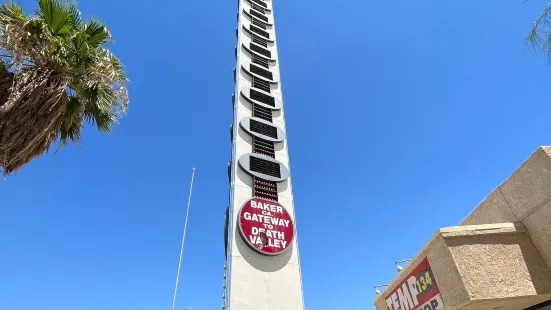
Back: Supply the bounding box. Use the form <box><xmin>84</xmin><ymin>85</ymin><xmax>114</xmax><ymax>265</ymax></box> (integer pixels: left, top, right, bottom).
<box><xmin>458</xmin><ymin>296</ymin><xmax>551</xmax><ymax>310</ymax></box>
<box><xmin>375</xmin><ymin>147</ymin><xmax>551</xmax><ymax>310</ymax></box>
<box><xmin>428</xmin><ymin>234</ymin><xmax>470</xmax><ymax>310</ymax></box>
<box><xmin>444</xmin><ymin>224</ymin><xmax>551</xmax><ymax>307</ymax></box>
<box><xmin>374</xmin><ymin>224</ymin><xmax>551</xmax><ymax>310</ymax></box>
<box><xmin>461</xmin><ymin>146</ymin><xmax>551</xmax><ymax>270</ymax></box>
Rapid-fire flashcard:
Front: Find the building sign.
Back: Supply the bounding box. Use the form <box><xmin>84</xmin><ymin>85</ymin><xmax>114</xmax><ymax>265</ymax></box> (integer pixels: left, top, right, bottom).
<box><xmin>385</xmin><ymin>258</ymin><xmax>445</xmax><ymax>310</ymax></box>
<box><xmin>238</xmin><ymin>197</ymin><xmax>294</xmax><ymax>256</ymax></box>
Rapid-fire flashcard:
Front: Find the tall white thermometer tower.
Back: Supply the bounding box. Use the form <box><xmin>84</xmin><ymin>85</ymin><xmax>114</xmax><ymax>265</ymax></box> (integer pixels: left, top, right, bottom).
<box><xmin>224</xmin><ymin>0</ymin><xmax>305</xmax><ymax>309</ymax></box>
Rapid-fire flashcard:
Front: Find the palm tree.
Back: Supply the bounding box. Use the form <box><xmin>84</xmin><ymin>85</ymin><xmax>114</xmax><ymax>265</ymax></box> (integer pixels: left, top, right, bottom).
<box><xmin>0</xmin><ymin>0</ymin><xmax>128</xmax><ymax>176</ymax></box>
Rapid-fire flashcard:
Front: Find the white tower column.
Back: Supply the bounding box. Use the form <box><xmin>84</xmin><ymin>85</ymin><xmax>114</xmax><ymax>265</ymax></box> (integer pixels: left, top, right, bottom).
<box><xmin>223</xmin><ymin>0</ymin><xmax>305</xmax><ymax>309</ymax></box>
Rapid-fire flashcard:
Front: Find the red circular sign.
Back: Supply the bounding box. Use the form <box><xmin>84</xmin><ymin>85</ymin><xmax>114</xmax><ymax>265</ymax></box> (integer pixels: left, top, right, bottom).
<box><xmin>238</xmin><ymin>197</ymin><xmax>294</xmax><ymax>255</ymax></box>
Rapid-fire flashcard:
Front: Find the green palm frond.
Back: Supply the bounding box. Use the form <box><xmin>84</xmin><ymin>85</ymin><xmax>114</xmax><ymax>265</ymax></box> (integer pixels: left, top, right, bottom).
<box><xmin>0</xmin><ymin>3</ymin><xmax>26</xmax><ymax>26</ymax></box>
<box><xmin>59</xmin><ymin>95</ymin><xmax>83</xmax><ymax>144</ymax></box>
<box><xmin>75</xmin><ymin>81</ymin><xmax>119</xmax><ymax>133</ymax></box>
<box><xmin>38</xmin><ymin>0</ymin><xmax>75</xmax><ymax>36</ymax></box>
<box><xmin>68</xmin><ymin>2</ymin><xmax>81</xmax><ymax>26</ymax></box>
<box><xmin>72</xmin><ymin>29</ymin><xmax>88</xmax><ymax>51</ymax></box>
<box><xmin>85</xmin><ymin>20</ymin><xmax>110</xmax><ymax>48</ymax></box>
<box><xmin>84</xmin><ymin>96</ymin><xmax>117</xmax><ymax>134</ymax></box>
<box><xmin>108</xmin><ymin>53</ymin><xmax>126</xmax><ymax>83</ymax></box>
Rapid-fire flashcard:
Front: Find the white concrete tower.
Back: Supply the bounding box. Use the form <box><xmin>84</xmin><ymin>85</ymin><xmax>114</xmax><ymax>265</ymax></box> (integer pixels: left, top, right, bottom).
<box><xmin>223</xmin><ymin>0</ymin><xmax>304</xmax><ymax>309</ymax></box>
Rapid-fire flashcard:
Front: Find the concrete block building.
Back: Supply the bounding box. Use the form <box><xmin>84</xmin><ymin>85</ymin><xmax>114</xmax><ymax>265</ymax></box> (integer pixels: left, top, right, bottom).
<box><xmin>374</xmin><ymin>147</ymin><xmax>551</xmax><ymax>310</ymax></box>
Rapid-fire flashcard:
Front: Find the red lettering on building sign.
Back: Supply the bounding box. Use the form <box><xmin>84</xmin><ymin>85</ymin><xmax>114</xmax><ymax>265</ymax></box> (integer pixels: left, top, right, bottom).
<box><xmin>384</xmin><ymin>258</ymin><xmax>445</xmax><ymax>310</ymax></box>
<box><xmin>238</xmin><ymin>197</ymin><xmax>294</xmax><ymax>255</ymax></box>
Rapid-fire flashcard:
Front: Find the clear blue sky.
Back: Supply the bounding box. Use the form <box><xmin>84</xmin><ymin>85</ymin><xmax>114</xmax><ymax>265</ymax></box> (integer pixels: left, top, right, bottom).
<box><xmin>1</xmin><ymin>0</ymin><xmax>551</xmax><ymax>309</ymax></box>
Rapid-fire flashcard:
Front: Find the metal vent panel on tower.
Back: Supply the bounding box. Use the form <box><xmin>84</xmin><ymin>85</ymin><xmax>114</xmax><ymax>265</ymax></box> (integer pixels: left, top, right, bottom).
<box><xmin>241</xmin><ymin>60</ymin><xmax>279</xmax><ymax>83</ymax></box>
<box><xmin>241</xmin><ymin>25</ymin><xmax>274</xmax><ymax>43</ymax></box>
<box><xmin>251</xmin><ymin>3</ymin><xmax>266</xmax><ymax>14</ymax></box>
<box><xmin>250</xmin><ymin>24</ymin><xmax>269</xmax><ymax>39</ymax></box>
<box><xmin>250</xmin><ymin>157</ymin><xmax>280</xmax><ymax>177</ymax></box>
<box><xmin>247</xmin><ymin>0</ymin><xmax>269</xmax><ymax>10</ymax></box>
<box><xmin>238</xmin><ymin>153</ymin><xmax>289</xmax><ymax>182</ymax></box>
<box><xmin>240</xmin><ymin>87</ymin><xmax>282</xmax><ymax>110</ymax></box>
<box><xmin>250</xmin><ymin>89</ymin><xmax>275</xmax><ymax>107</ymax></box>
<box><xmin>249</xmin><ymin>43</ymin><xmax>271</xmax><ymax>58</ymax></box>
<box><xmin>250</xmin><ymin>63</ymin><xmax>273</xmax><ymax>80</ymax></box>
<box><xmin>248</xmin><ymin>9</ymin><xmax>269</xmax><ymax>23</ymax></box>
<box><xmin>240</xmin><ymin>41</ymin><xmax>277</xmax><ymax>62</ymax></box>
<box><xmin>240</xmin><ymin>117</ymin><xmax>285</xmax><ymax>142</ymax></box>
<box><xmin>250</xmin><ymin>119</ymin><xmax>278</xmax><ymax>138</ymax></box>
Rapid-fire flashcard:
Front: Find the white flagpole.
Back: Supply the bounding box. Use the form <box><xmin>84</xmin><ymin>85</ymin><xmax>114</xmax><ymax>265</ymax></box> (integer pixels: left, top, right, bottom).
<box><xmin>171</xmin><ymin>168</ymin><xmax>196</xmax><ymax>310</ymax></box>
